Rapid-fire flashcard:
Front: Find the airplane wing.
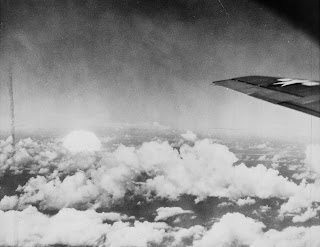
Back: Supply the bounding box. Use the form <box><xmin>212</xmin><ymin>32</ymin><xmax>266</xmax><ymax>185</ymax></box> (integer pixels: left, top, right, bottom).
<box><xmin>212</xmin><ymin>76</ymin><xmax>320</xmax><ymax>118</ymax></box>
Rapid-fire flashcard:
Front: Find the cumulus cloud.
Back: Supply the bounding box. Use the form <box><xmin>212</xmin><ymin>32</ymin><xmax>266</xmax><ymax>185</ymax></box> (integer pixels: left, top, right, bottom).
<box><xmin>193</xmin><ymin>213</ymin><xmax>265</xmax><ymax>247</ymax></box>
<box><xmin>142</xmin><ymin>139</ymin><xmax>238</xmax><ymax>201</ymax></box>
<box><xmin>0</xmin><ymin>206</ymin><xmax>109</xmax><ymax>247</ymax></box>
<box><xmin>1</xmin><ymin>207</ymin><xmax>320</xmax><ymax>247</ymax></box>
<box><xmin>155</xmin><ymin>207</ymin><xmax>194</xmax><ymax>221</ymax></box>
<box><xmin>1</xmin><ymin>135</ymin><xmax>320</xmax><ymax>230</ymax></box>
<box><xmin>13</xmin><ymin>148</ymin><xmax>32</xmax><ymax>166</ymax></box>
<box><xmin>257</xmin><ymin>155</ymin><xmax>267</xmax><ymax>161</ymax></box>
<box><xmin>3</xmin><ymin>136</ymin><xmax>319</xmax><ymax>211</ymax></box>
<box><xmin>227</xmin><ymin>164</ymin><xmax>302</xmax><ymax>199</ymax></box>
<box><xmin>1</xmin><ymin>137</ymin><xmax>59</xmax><ymax>175</ymax></box>
<box><xmin>261</xmin><ymin>205</ymin><xmax>272</xmax><ymax>213</ymax></box>
<box><xmin>0</xmin><ymin>206</ymin><xmax>201</xmax><ymax>247</ymax></box>
<box><xmin>0</xmin><ymin>206</ymin><xmax>168</xmax><ymax>247</ymax></box>
<box><xmin>292</xmin><ymin>206</ymin><xmax>319</xmax><ymax>223</ymax></box>
<box><xmin>0</xmin><ymin>196</ymin><xmax>18</xmax><ymax>211</ymax></box>
<box><xmin>0</xmin><ymin>136</ymin><xmax>15</xmax><ymax>172</ymax></box>
<box><xmin>279</xmin><ymin>179</ymin><xmax>320</xmax><ymax>216</ymax></box>
<box><xmin>236</xmin><ymin>197</ymin><xmax>256</xmax><ymax>206</ymax></box>
<box><xmin>135</xmin><ymin>140</ymin><xmax>307</xmax><ymax>202</ymax></box>
<box><xmin>194</xmin><ymin>213</ymin><xmax>320</xmax><ymax>247</ymax></box>
<box><xmin>90</xmin><ymin>162</ymin><xmax>138</xmax><ymax>207</ymax></box>
<box><xmin>271</xmin><ymin>153</ymin><xmax>283</xmax><ymax>163</ymax></box>
<box><xmin>169</xmin><ymin>225</ymin><xmax>205</xmax><ymax>246</ymax></box>
<box><xmin>2</xmin><ymin>129</ymin><xmax>320</xmax><ymax>246</ymax></box>
<box><xmin>105</xmin><ymin>221</ymin><xmax>168</xmax><ymax>247</ymax></box>
<box><xmin>292</xmin><ymin>171</ymin><xmax>318</xmax><ymax>180</ymax></box>
<box><xmin>18</xmin><ymin>172</ymin><xmax>100</xmax><ymax>210</ymax></box>
<box><xmin>181</xmin><ymin>130</ymin><xmax>197</xmax><ymax>142</ymax></box>
<box><xmin>217</xmin><ymin>202</ymin><xmax>234</xmax><ymax>208</ymax></box>
<box><xmin>0</xmin><ymin>136</ymin><xmax>99</xmax><ymax>177</ymax></box>
<box><xmin>251</xmin><ymin>225</ymin><xmax>320</xmax><ymax>247</ymax></box>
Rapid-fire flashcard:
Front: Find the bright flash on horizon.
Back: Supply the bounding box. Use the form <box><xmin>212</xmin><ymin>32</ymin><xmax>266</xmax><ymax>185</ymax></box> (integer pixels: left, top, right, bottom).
<box><xmin>62</xmin><ymin>130</ymin><xmax>101</xmax><ymax>153</ymax></box>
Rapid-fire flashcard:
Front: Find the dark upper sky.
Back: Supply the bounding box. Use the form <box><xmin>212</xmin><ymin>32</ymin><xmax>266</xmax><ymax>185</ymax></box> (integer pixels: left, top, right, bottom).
<box><xmin>0</xmin><ymin>0</ymin><xmax>319</xmax><ymax>138</ymax></box>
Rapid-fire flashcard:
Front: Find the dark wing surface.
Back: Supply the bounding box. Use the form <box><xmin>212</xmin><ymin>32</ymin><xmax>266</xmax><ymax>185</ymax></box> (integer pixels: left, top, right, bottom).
<box><xmin>212</xmin><ymin>76</ymin><xmax>320</xmax><ymax>118</ymax></box>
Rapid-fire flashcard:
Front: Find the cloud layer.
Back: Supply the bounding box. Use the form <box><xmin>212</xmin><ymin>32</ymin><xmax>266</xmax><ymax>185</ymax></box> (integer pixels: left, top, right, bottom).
<box><xmin>1</xmin><ymin>207</ymin><xmax>319</xmax><ymax>247</ymax></box>
<box><xmin>1</xmin><ymin>133</ymin><xmax>320</xmax><ymax>246</ymax></box>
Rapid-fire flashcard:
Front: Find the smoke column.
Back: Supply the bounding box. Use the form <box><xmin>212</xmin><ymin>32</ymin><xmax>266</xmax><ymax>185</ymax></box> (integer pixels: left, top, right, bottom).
<box><xmin>8</xmin><ymin>62</ymin><xmax>15</xmax><ymax>144</ymax></box>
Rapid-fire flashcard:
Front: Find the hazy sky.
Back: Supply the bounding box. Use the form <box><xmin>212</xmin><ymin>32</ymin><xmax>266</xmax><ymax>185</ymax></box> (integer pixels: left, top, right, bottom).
<box><xmin>0</xmin><ymin>0</ymin><xmax>319</xmax><ymax>139</ymax></box>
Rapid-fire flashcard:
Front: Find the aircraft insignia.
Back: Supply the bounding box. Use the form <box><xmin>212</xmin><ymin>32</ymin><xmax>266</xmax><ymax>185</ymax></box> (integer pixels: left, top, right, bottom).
<box><xmin>273</xmin><ymin>78</ymin><xmax>320</xmax><ymax>87</ymax></box>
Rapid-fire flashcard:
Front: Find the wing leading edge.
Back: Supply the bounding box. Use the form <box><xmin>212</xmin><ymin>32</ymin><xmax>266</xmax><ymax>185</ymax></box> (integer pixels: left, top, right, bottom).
<box><xmin>212</xmin><ymin>76</ymin><xmax>320</xmax><ymax>118</ymax></box>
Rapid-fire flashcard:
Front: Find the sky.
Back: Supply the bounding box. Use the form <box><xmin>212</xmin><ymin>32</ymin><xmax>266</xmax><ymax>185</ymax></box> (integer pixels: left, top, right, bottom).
<box><xmin>0</xmin><ymin>0</ymin><xmax>319</xmax><ymax>139</ymax></box>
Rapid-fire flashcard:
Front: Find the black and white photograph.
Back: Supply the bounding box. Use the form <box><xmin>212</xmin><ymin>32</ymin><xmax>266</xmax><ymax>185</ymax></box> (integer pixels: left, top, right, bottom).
<box><xmin>0</xmin><ymin>0</ymin><xmax>319</xmax><ymax>246</ymax></box>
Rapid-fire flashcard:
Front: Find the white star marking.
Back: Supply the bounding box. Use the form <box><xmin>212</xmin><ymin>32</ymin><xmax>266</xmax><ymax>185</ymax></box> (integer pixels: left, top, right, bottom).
<box><xmin>273</xmin><ymin>78</ymin><xmax>320</xmax><ymax>87</ymax></box>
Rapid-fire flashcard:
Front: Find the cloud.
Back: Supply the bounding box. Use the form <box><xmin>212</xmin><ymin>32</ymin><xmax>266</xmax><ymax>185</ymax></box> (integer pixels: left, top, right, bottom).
<box><xmin>194</xmin><ymin>212</ymin><xmax>320</xmax><ymax>247</ymax></box>
<box><xmin>155</xmin><ymin>207</ymin><xmax>194</xmax><ymax>221</ymax></box>
<box><xmin>0</xmin><ymin>205</ymin><xmax>201</xmax><ymax>247</ymax></box>
<box><xmin>169</xmin><ymin>225</ymin><xmax>205</xmax><ymax>246</ymax></box>
<box><xmin>292</xmin><ymin>171</ymin><xmax>318</xmax><ymax>180</ymax></box>
<box><xmin>13</xmin><ymin>148</ymin><xmax>32</xmax><ymax>166</ymax></box>
<box><xmin>181</xmin><ymin>130</ymin><xmax>197</xmax><ymax>142</ymax></box>
<box><xmin>18</xmin><ymin>172</ymin><xmax>100</xmax><ymax>210</ymax></box>
<box><xmin>90</xmin><ymin>162</ymin><xmax>137</xmax><ymax>206</ymax></box>
<box><xmin>0</xmin><ymin>206</ymin><xmax>108</xmax><ymax>247</ymax></box>
<box><xmin>251</xmin><ymin>225</ymin><xmax>320</xmax><ymax>247</ymax></box>
<box><xmin>0</xmin><ymin>196</ymin><xmax>18</xmax><ymax>211</ymax></box>
<box><xmin>292</xmin><ymin>206</ymin><xmax>319</xmax><ymax>223</ymax></box>
<box><xmin>0</xmin><ymin>206</ymin><xmax>143</xmax><ymax>247</ymax></box>
<box><xmin>0</xmin><ymin>137</ymin><xmax>56</xmax><ymax>175</ymax></box>
<box><xmin>279</xmin><ymin>179</ymin><xmax>320</xmax><ymax>216</ymax></box>
<box><xmin>236</xmin><ymin>197</ymin><xmax>256</xmax><ymax>207</ymax></box>
<box><xmin>4</xmin><ymin>137</ymin><xmax>319</xmax><ymax>212</ymax></box>
<box><xmin>105</xmin><ymin>221</ymin><xmax>168</xmax><ymax>247</ymax></box>
<box><xmin>227</xmin><ymin>164</ymin><xmax>301</xmax><ymax>199</ymax></box>
<box><xmin>1</xmin><ymin>207</ymin><xmax>320</xmax><ymax>247</ymax></box>
<box><xmin>0</xmin><ymin>136</ymin><xmax>100</xmax><ymax>177</ymax></box>
<box><xmin>260</xmin><ymin>205</ymin><xmax>272</xmax><ymax>213</ymax></box>
<box><xmin>193</xmin><ymin>213</ymin><xmax>265</xmax><ymax>247</ymax></box>
<box><xmin>2</xmin><ymin>135</ymin><xmax>320</xmax><ymax>225</ymax></box>
<box><xmin>257</xmin><ymin>155</ymin><xmax>267</xmax><ymax>161</ymax></box>
<box><xmin>217</xmin><ymin>202</ymin><xmax>234</xmax><ymax>208</ymax></box>
<box><xmin>142</xmin><ymin>139</ymin><xmax>238</xmax><ymax>200</ymax></box>
<box><xmin>40</xmin><ymin>208</ymin><xmax>111</xmax><ymax>246</ymax></box>
<box><xmin>271</xmin><ymin>154</ymin><xmax>281</xmax><ymax>163</ymax></box>
<box><xmin>137</xmin><ymin>139</ymin><xmax>308</xmax><ymax>202</ymax></box>
<box><xmin>0</xmin><ymin>136</ymin><xmax>15</xmax><ymax>172</ymax></box>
